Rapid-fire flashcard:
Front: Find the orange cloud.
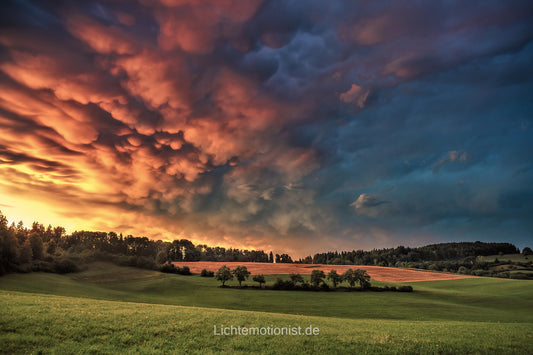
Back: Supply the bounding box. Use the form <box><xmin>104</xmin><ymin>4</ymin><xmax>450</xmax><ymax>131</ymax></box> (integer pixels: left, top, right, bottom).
<box><xmin>0</xmin><ymin>0</ymin><xmax>326</xmax><ymax>257</ymax></box>
<box><xmin>66</xmin><ymin>14</ymin><xmax>139</xmax><ymax>55</ymax></box>
<box><xmin>152</xmin><ymin>0</ymin><xmax>263</xmax><ymax>53</ymax></box>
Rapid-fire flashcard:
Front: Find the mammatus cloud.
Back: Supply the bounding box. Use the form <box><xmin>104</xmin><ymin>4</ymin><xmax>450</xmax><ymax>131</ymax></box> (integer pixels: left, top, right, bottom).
<box><xmin>0</xmin><ymin>0</ymin><xmax>532</xmax><ymax>256</ymax></box>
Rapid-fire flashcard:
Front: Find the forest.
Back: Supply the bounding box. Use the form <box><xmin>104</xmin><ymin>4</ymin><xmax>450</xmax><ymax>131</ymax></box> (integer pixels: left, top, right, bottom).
<box><xmin>0</xmin><ymin>211</ymin><xmax>289</xmax><ymax>276</ymax></box>
<box><xmin>305</xmin><ymin>242</ymin><xmax>532</xmax><ymax>279</ymax></box>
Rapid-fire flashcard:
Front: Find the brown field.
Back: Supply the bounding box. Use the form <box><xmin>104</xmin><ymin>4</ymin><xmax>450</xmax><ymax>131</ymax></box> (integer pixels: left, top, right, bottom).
<box><xmin>172</xmin><ymin>261</ymin><xmax>478</xmax><ymax>282</ymax></box>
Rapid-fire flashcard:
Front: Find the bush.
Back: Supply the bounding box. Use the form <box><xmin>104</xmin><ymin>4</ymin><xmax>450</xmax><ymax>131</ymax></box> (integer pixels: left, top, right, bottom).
<box><xmin>31</xmin><ymin>260</ymin><xmax>56</xmax><ymax>272</ymax></box>
<box><xmin>458</xmin><ymin>266</ymin><xmax>469</xmax><ymax>274</ymax></box>
<box><xmin>398</xmin><ymin>285</ymin><xmax>414</xmax><ymax>292</ymax></box>
<box><xmin>54</xmin><ymin>259</ymin><xmax>80</xmax><ymax>274</ymax></box>
<box><xmin>135</xmin><ymin>256</ymin><xmax>156</xmax><ymax>270</ymax></box>
<box><xmin>177</xmin><ymin>266</ymin><xmax>191</xmax><ymax>275</ymax></box>
<box><xmin>160</xmin><ymin>263</ymin><xmax>177</xmax><ymax>273</ymax></box>
<box><xmin>200</xmin><ymin>269</ymin><xmax>214</xmax><ymax>277</ymax></box>
<box><xmin>428</xmin><ymin>264</ymin><xmax>440</xmax><ymax>271</ymax></box>
<box><xmin>272</xmin><ymin>278</ymin><xmax>295</xmax><ymax>290</ymax></box>
<box><xmin>509</xmin><ymin>272</ymin><xmax>532</xmax><ymax>280</ymax></box>
<box><xmin>115</xmin><ymin>255</ymin><xmax>138</xmax><ymax>267</ymax></box>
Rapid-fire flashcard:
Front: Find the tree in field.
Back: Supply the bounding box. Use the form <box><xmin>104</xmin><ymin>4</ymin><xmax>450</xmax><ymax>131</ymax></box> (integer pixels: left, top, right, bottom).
<box><xmin>354</xmin><ymin>269</ymin><xmax>371</xmax><ymax>289</ymax></box>
<box><xmin>310</xmin><ymin>269</ymin><xmax>325</xmax><ymax>287</ymax></box>
<box><xmin>523</xmin><ymin>247</ymin><xmax>532</xmax><ymax>256</ymax></box>
<box><xmin>232</xmin><ymin>265</ymin><xmax>250</xmax><ymax>287</ymax></box>
<box><xmin>342</xmin><ymin>269</ymin><xmax>357</xmax><ymax>288</ymax></box>
<box><xmin>289</xmin><ymin>273</ymin><xmax>304</xmax><ymax>285</ymax></box>
<box><xmin>327</xmin><ymin>269</ymin><xmax>342</xmax><ymax>288</ymax></box>
<box><xmin>215</xmin><ymin>265</ymin><xmax>233</xmax><ymax>286</ymax></box>
<box><xmin>253</xmin><ymin>274</ymin><xmax>266</xmax><ymax>288</ymax></box>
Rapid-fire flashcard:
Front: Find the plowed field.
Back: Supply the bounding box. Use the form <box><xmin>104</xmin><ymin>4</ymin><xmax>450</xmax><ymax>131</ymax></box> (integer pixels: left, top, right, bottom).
<box><xmin>172</xmin><ymin>262</ymin><xmax>478</xmax><ymax>282</ymax></box>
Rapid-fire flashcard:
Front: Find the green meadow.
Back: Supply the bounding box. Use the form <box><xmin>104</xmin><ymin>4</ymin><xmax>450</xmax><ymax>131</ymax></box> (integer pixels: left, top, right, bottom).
<box><xmin>1</xmin><ymin>262</ymin><xmax>532</xmax><ymax>354</ymax></box>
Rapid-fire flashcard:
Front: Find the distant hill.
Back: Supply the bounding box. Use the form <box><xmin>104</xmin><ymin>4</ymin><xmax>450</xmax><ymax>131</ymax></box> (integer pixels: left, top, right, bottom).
<box><xmin>306</xmin><ymin>242</ymin><xmax>532</xmax><ymax>279</ymax></box>
<box><xmin>309</xmin><ymin>242</ymin><xmax>520</xmax><ymax>265</ymax></box>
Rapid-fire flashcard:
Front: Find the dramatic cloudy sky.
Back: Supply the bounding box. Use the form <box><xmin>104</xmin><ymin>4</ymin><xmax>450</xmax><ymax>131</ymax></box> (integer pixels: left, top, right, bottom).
<box><xmin>1</xmin><ymin>0</ymin><xmax>532</xmax><ymax>256</ymax></box>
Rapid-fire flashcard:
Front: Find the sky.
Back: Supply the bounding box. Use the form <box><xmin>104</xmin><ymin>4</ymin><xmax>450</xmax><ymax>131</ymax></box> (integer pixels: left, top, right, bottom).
<box><xmin>0</xmin><ymin>0</ymin><xmax>532</xmax><ymax>257</ymax></box>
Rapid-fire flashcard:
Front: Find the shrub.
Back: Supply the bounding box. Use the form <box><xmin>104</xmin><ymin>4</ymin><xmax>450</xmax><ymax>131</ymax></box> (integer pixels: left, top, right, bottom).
<box><xmin>135</xmin><ymin>256</ymin><xmax>156</xmax><ymax>270</ymax></box>
<box><xmin>272</xmin><ymin>278</ymin><xmax>295</xmax><ymax>290</ymax></box>
<box><xmin>54</xmin><ymin>259</ymin><xmax>80</xmax><ymax>274</ymax></box>
<box><xmin>200</xmin><ymin>269</ymin><xmax>214</xmax><ymax>277</ymax></box>
<box><xmin>398</xmin><ymin>285</ymin><xmax>414</xmax><ymax>292</ymax></box>
<box><xmin>177</xmin><ymin>265</ymin><xmax>191</xmax><ymax>275</ymax></box>
<box><xmin>160</xmin><ymin>263</ymin><xmax>176</xmax><ymax>273</ymax></box>
<box><xmin>30</xmin><ymin>260</ymin><xmax>55</xmax><ymax>273</ymax></box>
<box><xmin>458</xmin><ymin>266</ymin><xmax>469</xmax><ymax>274</ymax></box>
<box><xmin>428</xmin><ymin>264</ymin><xmax>440</xmax><ymax>271</ymax></box>
<box><xmin>289</xmin><ymin>273</ymin><xmax>304</xmax><ymax>284</ymax></box>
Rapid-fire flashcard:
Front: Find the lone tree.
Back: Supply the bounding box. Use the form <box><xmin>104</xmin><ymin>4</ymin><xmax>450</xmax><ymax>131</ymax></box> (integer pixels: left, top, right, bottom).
<box><xmin>327</xmin><ymin>269</ymin><xmax>342</xmax><ymax>288</ymax></box>
<box><xmin>289</xmin><ymin>273</ymin><xmax>304</xmax><ymax>285</ymax></box>
<box><xmin>342</xmin><ymin>269</ymin><xmax>357</xmax><ymax>288</ymax></box>
<box><xmin>523</xmin><ymin>247</ymin><xmax>532</xmax><ymax>256</ymax></box>
<box><xmin>310</xmin><ymin>269</ymin><xmax>325</xmax><ymax>287</ymax></box>
<box><xmin>232</xmin><ymin>265</ymin><xmax>251</xmax><ymax>287</ymax></box>
<box><xmin>215</xmin><ymin>265</ymin><xmax>233</xmax><ymax>286</ymax></box>
<box><xmin>253</xmin><ymin>274</ymin><xmax>266</xmax><ymax>288</ymax></box>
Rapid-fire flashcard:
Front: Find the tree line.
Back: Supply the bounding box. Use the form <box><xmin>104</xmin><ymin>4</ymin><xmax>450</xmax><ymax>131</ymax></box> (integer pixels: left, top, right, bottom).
<box><xmin>307</xmin><ymin>242</ymin><xmax>520</xmax><ymax>265</ymax></box>
<box><xmin>208</xmin><ymin>265</ymin><xmax>413</xmax><ymax>292</ymax></box>
<box><xmin>0</xmin><ymin>211</ymin><xmax>290</xmax><ymax>276</ymax></box>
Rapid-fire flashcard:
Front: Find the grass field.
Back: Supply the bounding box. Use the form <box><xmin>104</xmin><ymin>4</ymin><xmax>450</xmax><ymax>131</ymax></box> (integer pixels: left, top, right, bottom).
<box><xmin>1</xmin><ymin>262</ymin><xmax>532</xmax><ymax>354</ymax></box>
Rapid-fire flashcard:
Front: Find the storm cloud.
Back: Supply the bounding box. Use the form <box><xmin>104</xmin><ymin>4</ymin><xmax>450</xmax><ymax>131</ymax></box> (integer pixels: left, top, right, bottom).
<box><xmin>1</xmin><ymin>0</ymin><xmax>532</xmax><ymax>256</ymax></box>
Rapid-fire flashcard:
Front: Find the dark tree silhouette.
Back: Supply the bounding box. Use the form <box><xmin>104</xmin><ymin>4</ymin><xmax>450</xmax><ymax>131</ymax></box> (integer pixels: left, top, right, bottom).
<box><xmin>290</xmin><ymin>273</ymin><xmax>304</xmax><ymax>285</ymax></box>
<box><xmin>232</xmin><ymin>265</ymin><xmax>251</xmax><ymax>287</ymax></box>
<box><xmin>215</xmin><ymin>265</ymin><xmax>233</xmax><ymax>286</ymax></box>
<box><xmin>327</xmin><ymin>270</ymin><xmax>342</xmax><ymax>288</ymax></box>
<box><xmin>310</xmin><ymin>270</ymin><xmax>325</xmax><ymax>287</ymax></box>
<box><xmin>253</xmin><ymin>274</ymin><xmax>266</xmax><ymax>288</ymax></box>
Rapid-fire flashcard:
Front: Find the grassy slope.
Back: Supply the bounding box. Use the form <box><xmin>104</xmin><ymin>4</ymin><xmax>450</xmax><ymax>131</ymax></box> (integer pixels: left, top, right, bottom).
<box><xmin>1</xmin><ymin>291</ymin><xmax>532</xmax><ymax>354</ymax></box>
<box><xmin>1</xmin><ymin>263</ymin><xmax>532</xmax><ymax>353</ymax></box>
<box><xmin>1</xmin><ymin>263</ymin><xmax>532</xmax><ymax>323</ymax></box>
<box><xmin>483</xmin><ymin>254</ymin><xmax>531</xmax><ymax>263</ymax></box>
